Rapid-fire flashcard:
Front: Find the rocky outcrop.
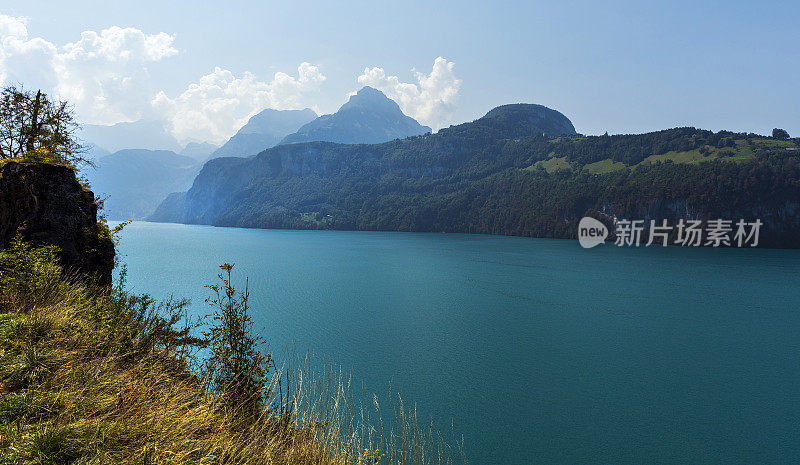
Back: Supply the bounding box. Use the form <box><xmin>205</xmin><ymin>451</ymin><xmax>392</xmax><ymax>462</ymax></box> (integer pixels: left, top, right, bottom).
<box><xmin>0</xmin><ymin>162</ymin><xmax>115</xmax><ymax>285</ymax></box>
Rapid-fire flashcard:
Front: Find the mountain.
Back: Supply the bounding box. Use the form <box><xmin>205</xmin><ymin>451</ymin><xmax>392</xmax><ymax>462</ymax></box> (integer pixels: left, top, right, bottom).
<box><xmin>81</xmin><ymin>120</ymin><xmax>182</xmax><ymax>154</ymax></box>
<box><xmin>279</xmin><ymin>87</ymin><xmax>431</xmax><ymax>145</ymax></box>
<box><xmin>180</xmin><ymin>141</ymin><xmax>219</xmax><ymax>160</ymax></box>
<box><xmin>85</xmin><ymin>143</ymin><xmax>111</xmax><ymax>163</ymax></box>
<box><xmin>209</xmin><ymin>108</ymin><xmax>317</xmax><ymax>159</ymax></box>
<box><xmin>86</xmin><ymin>149</ymin><xmax>201</xmax><ymax>220</ymax></box>
<box><xmin>149</xmin><ymin>104</ymin><xmax>800</xmax><ymax>248</ymax></box>
<box><xmin>475</xmin><ymin>103</ymin><xmax>576</xmax><ymax>138</ymax></box>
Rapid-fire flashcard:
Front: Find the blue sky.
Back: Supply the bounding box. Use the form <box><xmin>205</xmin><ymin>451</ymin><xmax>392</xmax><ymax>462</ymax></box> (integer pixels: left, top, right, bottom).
<box><xmin>2</xmin><ymin>0</ymin><xmax>798</xmax><ymax>143</ymax></box>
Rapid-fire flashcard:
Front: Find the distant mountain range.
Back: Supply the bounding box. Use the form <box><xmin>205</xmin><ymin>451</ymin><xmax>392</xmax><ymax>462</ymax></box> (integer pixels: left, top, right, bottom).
<box><xmin>82</xmin><ymin>120</ymin><xmax>183</xmax><ymax>155</ymax></box>
<box><xmin>149</xmin><ymin>103</ymin><xmax>800</xmax><ymax>248</ymax></box>
<box><xmin>85</xmin><ymin>149</ymin><xmax>202</xmax><ymax>220</ymax></box>
<box><xmin>180</xmin><ymin>142</ymin><xmax>219</xmax><ymax>160</ymax></box>
<box><xmin>148</xmin><ymin>103</ymin><xmax>574</xmax><ymax>225</ymax></box>
<box><xmin>208</xmin><ymin>108</ymin><xmax>317</xmax><ymax>160</ymax></box>
<box><xmin>84</xmin><ymin>87</ymin><xmax>436</xmax><ymax>220</ymax></box>
<box><xmin>280</xmin><ymin>87</ymin><xmax>431</xmax><ymax>145</ymax></box>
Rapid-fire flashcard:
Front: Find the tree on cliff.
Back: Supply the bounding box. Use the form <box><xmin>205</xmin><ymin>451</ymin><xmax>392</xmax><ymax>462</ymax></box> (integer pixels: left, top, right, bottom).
<box><xmin>0</xmin><ymin>85</ymin><xmax>88</xmax><ymax>167</ymax></box>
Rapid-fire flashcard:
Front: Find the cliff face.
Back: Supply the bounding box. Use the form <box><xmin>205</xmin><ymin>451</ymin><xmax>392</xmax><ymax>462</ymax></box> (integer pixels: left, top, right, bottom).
<box><xmin>0</xmin><ymin>162</ymin><xmax>115</xmax><ymax>285</ymax></box>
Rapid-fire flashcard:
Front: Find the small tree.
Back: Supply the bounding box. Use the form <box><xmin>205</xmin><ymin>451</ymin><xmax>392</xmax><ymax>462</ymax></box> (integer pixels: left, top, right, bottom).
<box><xmin>772</xmin><ymin>128</ymin><xmax>790</xmax><ymax>140</ymax></box>
<box><xmin>203</xmin><ymin>263</ymin><xmax>270</xmax><ymax>415</ymax></box>
<box><xmin>0</xmin><ymin>84</ymin><xmax>88</xmax><ymax>167</ymax></box>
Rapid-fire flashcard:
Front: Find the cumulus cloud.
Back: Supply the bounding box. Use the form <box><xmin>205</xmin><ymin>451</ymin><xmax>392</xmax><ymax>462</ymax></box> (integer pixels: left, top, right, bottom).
<box><xmin>357</xmin><ymin>57</ymin><xmax>461</xmax><ymax>130</ymax></box>
<box><xmin>0</xmin><ymin>14</ymin><xmax>177</xmax><ymax>125</ymax></box>
<box><xmin>152</xmin><ymin>63</ymin><xmax>326</xmax><ymax>143</ymax></box>
<box><xmin>0</xmin><ymin>14</ymin><xmax>326</xmax><ymax>144</ymax></box>
<box><xmin>2</xmin><ymin>14</ymin><xmax>456</xmax><ymax>143</ymax></box>
<box><xmin>0</xmin><ymin>15</ymin><xmax>58</xmax><ymax>93</ymax></box>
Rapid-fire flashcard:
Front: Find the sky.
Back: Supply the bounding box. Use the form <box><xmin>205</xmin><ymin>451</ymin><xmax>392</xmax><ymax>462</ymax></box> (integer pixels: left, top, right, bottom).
<box><xmin>1</xmin><ymin>0</ymin><xmax>798</xmax><ymax>145</ymax></box>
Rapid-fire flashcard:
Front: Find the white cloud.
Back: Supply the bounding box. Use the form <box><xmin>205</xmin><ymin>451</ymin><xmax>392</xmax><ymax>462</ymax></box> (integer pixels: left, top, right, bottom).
<box><xmin>152</xmin><ymin>63</ymin><xmax>326</xmax><ymax>144</ymax></box>
<box><xmin>0</xmin><ymin>14</ymin><xmax>177</xmax><ymax>125</ymax></box>
<box><xmin>0</xmin><ymin>15</ymin><xmax>58</xmax><ymax>93</ymax></box>
<box><xmin>0</xmin><ymin>13</ymin><xmax>455</xmax><ymax>144</ymax></box>
<box><xmin>0</xmin><ymin>14</ymin><xmax>325</xmax><ymax>144</ymax></box>
<box><xmin>357</xmin><ymin>57</ymin><xmax>461</xmax><ymax>130</ymax></box>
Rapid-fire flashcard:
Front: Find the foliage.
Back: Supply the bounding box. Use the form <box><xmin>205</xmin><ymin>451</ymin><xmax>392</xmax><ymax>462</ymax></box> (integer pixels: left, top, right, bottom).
<box><xmin>0</xmin><ymin>84</ymin><xmax>88</xmax><ymax>168</ymax></box>
<box><xmin>94</xmin><ymin>268</ymin><xmax>206</xmax><ymax>364</ymax></box>
<box><xmin>202</xmin><ymin>263</ymin><xmax>269</xmax><ymax>415</ymax></box>
<box><xmin>0</xmin><ymin>240</ymin><xmax>463</xmax><ymax>464</ymax></box>
<box><xmin>773</xmin><ymin>128</ymin><xmax>790</xmax><ymax>140</ymax></box>
<box><xmin>0</xmin><ymin>235</ymin><xmax>63</xmax><ymax>312</ymax></box>
<box><xmin>157</xmin><ymin>121</ymin><xmax>800</xmax><ymax>247</ymax></box>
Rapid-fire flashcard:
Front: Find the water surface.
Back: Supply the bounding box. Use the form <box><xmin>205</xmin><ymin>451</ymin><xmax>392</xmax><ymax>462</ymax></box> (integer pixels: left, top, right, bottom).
<box><xmin>115</xmin><ymin>221</ymin><xmax>800</xmax><ymax>464</ymax></box>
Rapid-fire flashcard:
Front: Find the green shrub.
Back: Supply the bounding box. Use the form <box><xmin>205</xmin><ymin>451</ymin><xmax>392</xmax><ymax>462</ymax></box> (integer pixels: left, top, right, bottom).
<box><xmin>202</xmin><ymin>263</ymin><xmax>270</xmax><ymax>415</ymax></box>
<box><xmin>90</xmin><ymin>268</ymin><xmax>206</xmax><ymax>364</ymax></box>
<box><xmin>0</xmin><ymin>236</ymin><xmax>63</xmax><ymax>312</ymax></box>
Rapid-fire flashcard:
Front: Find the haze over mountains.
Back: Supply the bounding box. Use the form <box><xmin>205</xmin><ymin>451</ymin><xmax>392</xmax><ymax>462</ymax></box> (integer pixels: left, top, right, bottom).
<box><xmin>280</xmin><ymin>87</ymin><xmax>432</xmax><ymax>145</ymax></box>
<box><xmin>179</xmin><ymin>142</ymin><xmax>219</xmax><ymax>160</ymax></box>
<box><xmin>209</xmin><ymin>108</ymin><xmax>317</xmax><ymax>160</ymax></box>
<box><xmin>82</xmin><ymin>120</ymin><xmax>184</xmax><ymax>155</ymax></box>
<box><xmin>86</xmin><ymin>149</ymin><xmax>201</xmax><ymax>220</ymax></box>
<box><xmin>150</xmin><ymin>102</ymin><xmax>800</xmax><ymax>248</ymax></box>
<box><xmin>84</xmin><ymin>87</ymin><xmax>435</xmax><ymax>219</ymax></box>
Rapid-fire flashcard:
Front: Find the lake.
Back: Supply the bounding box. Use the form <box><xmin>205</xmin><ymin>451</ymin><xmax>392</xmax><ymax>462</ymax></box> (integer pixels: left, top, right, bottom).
<box><xmin>114</xmin><ymin>221</ymin><xmax>800</xmax><ymax>464</ymax></box>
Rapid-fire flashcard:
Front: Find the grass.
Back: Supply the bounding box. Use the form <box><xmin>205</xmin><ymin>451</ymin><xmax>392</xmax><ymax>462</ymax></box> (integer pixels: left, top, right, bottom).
<box><xmin>0</xmin><ymin>241</ymin><xmax>464</xmax><ymax>464</ymax></box>
<box><xmin>750</xmin><ymin>138</ymin><xmax>796</xmax><ymax>148</ymax></box>
<box><xmin>640</xmin><ymin>148</ymin><xmax>712</xmax><ymax>164</ymax></box>
<box><xmin>639</xmin><ymin>142</ymin><xmax>760</xmax><ymax>166</ymax></box>
<box><xmin>525</xmin><ymin>156</ymin><xmax>571</xmax><ymax>173</ymax></box>
<box><xmin>583</xmin><ymin>141</ymin><xmax>761</xmax><ymax>172</ymax></box>
<box><xmin>583</xmin><ymin>158</ymin><xmax>627</xmax><ymax>174</ymax></box>
<box><xmin>540</xmin><ymin>138</ymin><xmax>774</xmax><ymax>176</ymax></box>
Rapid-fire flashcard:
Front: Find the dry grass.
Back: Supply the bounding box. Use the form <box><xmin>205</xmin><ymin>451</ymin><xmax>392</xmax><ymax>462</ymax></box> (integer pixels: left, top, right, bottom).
<box><xmin>0</xmin><ymin>252</ymin><xmax>464</xmax><ymax>464</ymax></box>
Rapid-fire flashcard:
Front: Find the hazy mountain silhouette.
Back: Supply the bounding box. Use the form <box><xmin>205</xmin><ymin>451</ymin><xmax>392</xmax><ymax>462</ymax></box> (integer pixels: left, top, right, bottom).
<box><xmin>209</xmin><ymin>108</ymin><xmax>317</xmax><ymax>159</ymax></box>
<box><xmin>280</xmin><ymin>87</ymin><xmax>431</xmax><ymax>145</ymax></box>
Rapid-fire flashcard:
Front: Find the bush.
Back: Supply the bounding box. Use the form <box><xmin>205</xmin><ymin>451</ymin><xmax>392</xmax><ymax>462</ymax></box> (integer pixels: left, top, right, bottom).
<box><xmin>91</xmin><ymin>267</ymin><xmax>206</xmax><ymax>364</ymax></box>
<box><xmin>773</xmin><ymin>128</ymin><xmax>790</xmax><ymax>140</ymax></box>
<box><xmin>202</xmin><ymin>263</ymin><xmax>270</xmax><ymax>415</ymax></box>
<box><xmin>0</xmin><ymin>236</ymin><xmax>63</xmax><ymax>312</ymax></box>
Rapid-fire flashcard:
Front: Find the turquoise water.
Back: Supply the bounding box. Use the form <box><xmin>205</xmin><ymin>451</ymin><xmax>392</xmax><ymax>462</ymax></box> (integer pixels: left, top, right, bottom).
<box><xmin>115</xmin><ymin>221</ymin><xmax>800</xmax><ymax>464</ymax></box>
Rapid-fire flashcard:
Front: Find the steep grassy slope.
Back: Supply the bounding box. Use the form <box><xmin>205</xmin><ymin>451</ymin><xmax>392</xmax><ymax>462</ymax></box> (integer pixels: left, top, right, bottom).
<box><xmin>0</xmin><ymin>241</ymin><xmax>462</xmax><ymax>464</ymax></box>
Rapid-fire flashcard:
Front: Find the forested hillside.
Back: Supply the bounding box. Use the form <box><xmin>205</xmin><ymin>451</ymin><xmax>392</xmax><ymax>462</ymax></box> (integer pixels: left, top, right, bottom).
<box><xmin>150</xmin><ymin>104</ymin><xmax>800</xmax><ymax>248</ymax></box>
